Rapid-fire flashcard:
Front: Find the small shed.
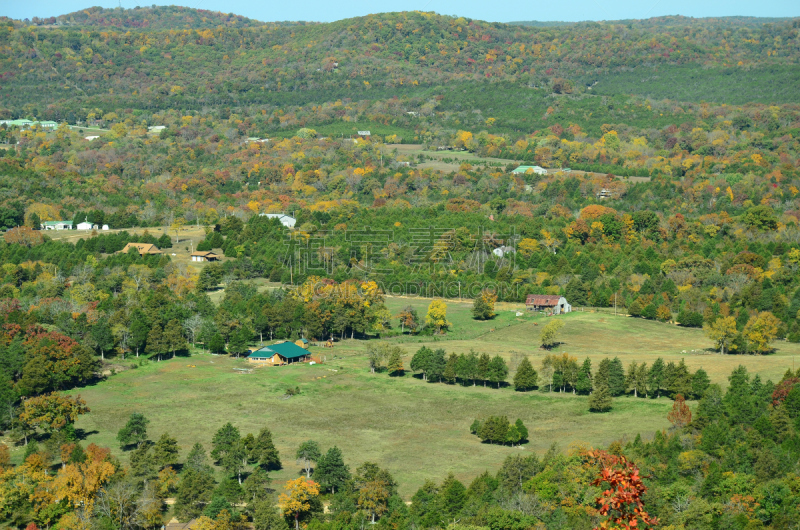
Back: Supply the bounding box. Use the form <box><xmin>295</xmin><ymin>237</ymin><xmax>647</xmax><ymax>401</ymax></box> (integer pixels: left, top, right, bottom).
<box><xmin>525</xmin><ymin>295</ymin><xmax>572</xmax><ymax>314</ymax></box>
<box><xmin>190</xmin><ymin>251</ymin><xmax>220</xmax><ymax>262</ymax></box>
<box><xmin>295</xmin><ymin>338</ymin><xmax>310</xmax><ymax>349</ymax></box>
<box><xmin>247</xmin><ymin>341</ymin><xmax>311</xmax><ymax>365</ymax></box>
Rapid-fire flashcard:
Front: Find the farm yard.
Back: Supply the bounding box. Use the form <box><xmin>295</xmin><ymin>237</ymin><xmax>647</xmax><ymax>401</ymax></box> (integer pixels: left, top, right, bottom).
<box><xmin>67</xmin><ymin>303</ymin><xmax>800</xmax><ymax>497</ymax></box>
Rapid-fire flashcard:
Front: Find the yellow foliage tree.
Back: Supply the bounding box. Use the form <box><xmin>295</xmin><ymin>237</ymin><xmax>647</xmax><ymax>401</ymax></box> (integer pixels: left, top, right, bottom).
<box><xmin>279</xmin><ymin>477</ymin><xmax>320</xmax><ymax>530</ymax></box>
<box><xmin>425</xmin><ymin>300</ymin><xmax>450</xmax><ymax>334</ymax></box>
<box><xmin>743</xmin><ymin>312</ymin><xmax>780</xmax><ymax>354</ymax></box>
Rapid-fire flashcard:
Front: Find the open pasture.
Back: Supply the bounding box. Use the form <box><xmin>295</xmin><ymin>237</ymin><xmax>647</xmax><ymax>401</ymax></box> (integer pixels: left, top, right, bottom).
<box><xmin>72</xmin><ymin>351</ymin><xmax>672</xmax><ymax>497</ymax></box>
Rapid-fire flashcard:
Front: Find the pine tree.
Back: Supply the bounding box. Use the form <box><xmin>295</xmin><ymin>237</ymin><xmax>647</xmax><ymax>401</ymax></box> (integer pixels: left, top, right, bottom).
<box><xmin>146</xmin><ymin>324</ymin><xmax>165</xmax><ymax>361</ymax></box>
<box><xmin>575</xmin><ymin>358</ymin><xmax>593</xmax><ymax>394</ymax></box>
<box><xmin>648</xmin><ymin>358</ymin><xmax>666</xmax><ymax>398</ymax></box>
<box><xmin>635</xmin><ymin>362</ymin><xmax>649</xmax><ymax>398</ymax></box>
<box><xmin>209</xmin><ymin>332</ymin><xmax>226</xmax><ymax>354</ymax></box>
<box><xmin>153</xmin><ymin>432</ymin><xmax>179</xmax><ymax>469</ymax></box>
<box><xmin>608</xmin><ymin>357</ymin><xmax>626</xmax><ymax>396</ymax></box>
<box><xmin>589</xmin><ymin>383</ymin><xmax>613</xmax><ymax>412</ymax></box>
<box><xmin>116</xmin><ymin>412</ymin><xmax>150</xmax><ymax>448</ymax></box>
<box><xmin>692</xmin><ymin>368</ymin><xmax>711</xmax><ymax>400</ymax></box>
<box><xmin>249</xmin><ymin>427</ymin><xmax>282</xmax><ymax>470</ymax></box>
<box><xmin>443</xmin><ymin>353</ymin><xmax>458</xmax><ymax>384</ymax></box>
<box><xmin>163</xmin><ymin>319</ymin><xmax>186</xmax><ymax>359</ymax></box>
<box><xmin>514</xmin><ymin>419</ymin><xmax>528</xmax><ymax>443</ymax></box>
<box><xmin>314</xmin><ymin>446</ymin><xmax>350</xmax><ymax>494</ymax></box>
<box><xmin>513</xmin><ymin>357</ymin><xmax>538</xmax><ymax>391</ymax></box>
<box><xmin>487</xmin><ymin>355</ymin><xmax>509</xmax><ymax>388</ymax></box>
<box><xmin>428</xmin><ymin>348</ymin><xmax>447</xmax><ymax>382</ymax></box>
<box><xmin>477</xmin><ymin>353</ymin><xmax>491</xmax><ymax>386</ymax></box>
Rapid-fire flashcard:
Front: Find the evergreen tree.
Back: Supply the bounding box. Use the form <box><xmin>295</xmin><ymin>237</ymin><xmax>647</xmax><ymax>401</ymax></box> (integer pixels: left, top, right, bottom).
<box><xmin>589</xmin><ymin>383</ymin><xmax>613</xmax><ymax>412</ymax></box>
<box><xmin>116</xmin><ymin>412</ymin><xmax>150</xmax><ymax>448</ymax></box>
<box><xmin>443</xmin><ymin>353</ymin><xmax>458</xmax><ymax>384</ymax></box>
<box><xmin>692</xmin><ymin>368</ymin><xmax>711</xmax><ymax>400</ymax></box>
<box><xmin>724</xmin><ymin>366</ymin><xmax>758</xmax><ymax>426</ymax></box>
<box><xmin>668</xmin><ymin>359</ymin><xmax>693</xmax><ymax>397</ymax></box>
<box><xmin>209</xmin><ymin>332</ymin><xmax>226</xmax><ymax>354</ymax></box>
<box><xmin>487</xmin><ymin>356</ymin><xmax>509</xmax><ymax>388</ymax></box>
<box><xmin>608</xmin><ymin>357</ymin><xmax>626</xmax><ymax>396</ymax></box>
<box><xmin>315</xmin><ymin>446</ymin><xmax>351</xmax><ymax>494</ymax></box>
<box><xmin>634</xmin><ymin>362</ymin><xmax>649</xmax><ymax>398</ymax></box>
<box><xmin>253</xmin><ymin>501</ymin><xmax>290</xmax><ymax>530</ymax></box>
<box><xmin>428</xmin><ymin>348</ymin><xmax>447</xmax><ymax>382</ymax></box>
<box><xmin>163</xmin><ymin>319</ymin><xmax>186</xmax><ymax>359</ymax></box>
<box><xmin>186</xmin><ymin>442</ymin><xmax>213</xmax><ymax>473</ymax></box>
<box><xmin>513</xmin><ymin>357</ymin><xmax>538</xmax><ymax>391</ymax></box>
<box><xmin>146</xmin><ymin>324</ymin><xmax>165</xmax><ymax>361</ymax></box>
<box><xmin>153</xmin><ymin>432</ymin><xmax>179</xmax><ymax>469</ymax></box>
<box><xmin>174</xmin><ymin>467</ymin><xmax>216</xmax><ymax>521</ymax></box>
<box><xmin>477</xmin><ymin>353</ymin><xmax>491</xmax><ymax>386</ymax></box>
<box><xmin>437</xmin><ymin>473</ymin><xmax>467</xmax><ymax>519</ymax></box>
<box><xmin>478</xmin><ymin>416</ymin><xmax>510</xmax><ymax>444</ymax></box>
<box><xmin>212</xmin><ymin>423</ymin><xmax>247</xmax><ymax>483</ymax></box>
<box><xmin>575</xmin><ymin>358</ymin><xmax>593</xmax><ymax>394</ymax></box>
<box><xmin>514</xmin><ymin>419</ymin><xmax>528</xmax><ymax>443</ymax></box>
<box><xmin>648</xmin><ymin>358</ymin><xmax>666</xmax><ymax>398</ymax></box>
<box><xmin>247</xmin><ymin>427</ymin><xmax>281</xmax><ymax>470</ymax></box>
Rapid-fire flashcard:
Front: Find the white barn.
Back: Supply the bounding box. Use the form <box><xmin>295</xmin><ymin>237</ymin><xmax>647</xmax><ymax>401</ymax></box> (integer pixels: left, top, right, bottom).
<box><xmin>259</xmin><ymin>213</ymin><xmax>296</xmax><ymax>228</ymax></box>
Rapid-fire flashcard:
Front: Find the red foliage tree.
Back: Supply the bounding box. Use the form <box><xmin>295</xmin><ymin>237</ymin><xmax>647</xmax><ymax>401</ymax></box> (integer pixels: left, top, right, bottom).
<box><xmin>772</xmin><ymin>378</ymin><xmax>799</xmax><ymax>406</ymax></box>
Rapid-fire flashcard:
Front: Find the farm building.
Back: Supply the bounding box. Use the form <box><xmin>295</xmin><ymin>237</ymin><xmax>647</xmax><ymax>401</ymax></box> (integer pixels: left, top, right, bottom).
<box><xmin>511</xmin><ymin>165</ymin><xmax>547</xmax><ymax>175</ymax></box>
<box><xmin>295</xmin><ymin>338</ymin><xmax>310</xmax><ymax>349</ymax></box>
<box><xmin>76</xmin><ymin>221</ymin><xmax>94</xmax><ymax>230</ymax></box>
<box><xmin>526</xmin><ymin>295</ymin><xmax>572</xmax><ymax>315</ymax></box>
<box><xmin>258</xmin><ymin>213</ymin><xmax>296</xmax><ymax>228</ymax></box>
<box><xmin>247</xmin><ymin>341</ymin><xmax>311</xmax><ymax>365</ymax></box>
<box><xmin>42</xmin><ymin>221</ymin><xmax>73</xmax><ymax>230</ymax></box>
<box><xmin>190</xmin><ymin>251</ymin><xmax>220</xmax><ymax>262</ymax></box>
<box><xmin>120</xmin><ymin>243</ymin><xmax>162</xmax><ymax>256</ymax></box>
<box><xmin>492</xmin><ymin>245</ymin><xmax>516</xmax><ymax>258</ymax></box>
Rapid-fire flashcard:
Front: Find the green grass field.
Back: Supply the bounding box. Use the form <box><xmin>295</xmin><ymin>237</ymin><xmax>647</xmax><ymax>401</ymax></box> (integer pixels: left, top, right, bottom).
<box><xmin>62</xmin><ymin>301</ymin><xmax>800</xmax><ymax>498</ymax></box>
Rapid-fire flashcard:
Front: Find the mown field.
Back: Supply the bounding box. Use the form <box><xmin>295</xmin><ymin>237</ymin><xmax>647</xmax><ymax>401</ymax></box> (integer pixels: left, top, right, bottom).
<box><xmin>65</xmin><ymin>300</ymin><xmax>800</xmax><ymax>498</ymax></box>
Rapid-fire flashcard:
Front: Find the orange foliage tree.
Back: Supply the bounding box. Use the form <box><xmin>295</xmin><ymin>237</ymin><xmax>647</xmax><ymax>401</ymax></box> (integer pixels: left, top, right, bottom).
<box><xmin>585</xmin><ymin>450</ymin><xmax>658</xmax><ymax>530</ymax></box>
<box><xmin>667</xmin><ymin>394</ymin><xmax>692</xmax><ymax>429</ymax></box>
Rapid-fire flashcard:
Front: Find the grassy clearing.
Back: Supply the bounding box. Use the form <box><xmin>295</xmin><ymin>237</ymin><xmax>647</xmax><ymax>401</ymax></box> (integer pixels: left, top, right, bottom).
<box><xmin>379</xmin><ymin>298</ymin><xmax>800</xmax><ymax>385</ymax></box>
<box><xmin>66</xmin><ymin>308</ymin><xmax>800</xmax><ymax>497</ymax></box>
<box><xmin>71</xmin><ymin>350</ymin><xmax>672</xmax><ymax>497</ymax></box>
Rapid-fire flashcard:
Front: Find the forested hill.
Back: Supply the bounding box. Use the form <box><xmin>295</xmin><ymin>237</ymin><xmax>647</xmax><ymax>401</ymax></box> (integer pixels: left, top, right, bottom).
<box><xmin>1</xmin><ymin>9</ymin><xmax>800</xmax><ymax>116</ymax></box>
<box><xmin>5</xmin><ymin>5</ymin><xmax>271</xmax><ymax>30</ymax></box>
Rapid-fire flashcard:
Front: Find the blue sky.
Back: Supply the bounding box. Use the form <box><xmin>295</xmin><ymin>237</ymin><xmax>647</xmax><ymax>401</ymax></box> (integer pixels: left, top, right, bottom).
<box><xmin>5</xmin><ymin>0</ymin><xmax>798</xmax><ymax>23</ymax></box>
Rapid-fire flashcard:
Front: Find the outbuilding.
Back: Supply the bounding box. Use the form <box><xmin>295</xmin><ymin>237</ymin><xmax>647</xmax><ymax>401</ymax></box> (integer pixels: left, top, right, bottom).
<box><xmin>120</xmin><ymin>242</ymin><xmax>162</xmax><ymax>256</ymax></box>
<box><xmin>525</xmin><ymin>295</ymin><xmax>572</xmax><ymax>315</ymax></box>
<box><xmin>258</xmin><ymin>213</ymin><xmax>296</xmax><ymax>228</ymax></box>
<box><xmin>190</xmin><ymin>251</ymin><xmax>220</xmax><ymax>262</ymax></box>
